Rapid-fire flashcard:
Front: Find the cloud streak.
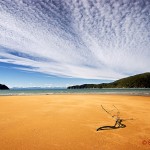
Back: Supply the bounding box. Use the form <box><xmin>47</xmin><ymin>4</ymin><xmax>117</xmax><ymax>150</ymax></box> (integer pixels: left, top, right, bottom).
<box><xmin>0</xmin><ymin>0</ymin><xmax>150</xmax><ymax>80</ymax></box>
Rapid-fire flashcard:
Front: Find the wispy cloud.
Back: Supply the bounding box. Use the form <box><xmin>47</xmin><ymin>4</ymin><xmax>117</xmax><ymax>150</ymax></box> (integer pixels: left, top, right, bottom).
<box><xmin>0</xmin><ymin>0</ymin><xmax>150</xmax><ymax>80</ymax></box>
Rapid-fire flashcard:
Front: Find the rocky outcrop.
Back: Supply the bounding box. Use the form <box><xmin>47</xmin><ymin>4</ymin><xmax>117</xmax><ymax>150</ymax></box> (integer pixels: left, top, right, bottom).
<box><xmin>0</xmin><ymin>84</ymin><xmax>9</xmax><ymax>90</ymax></box>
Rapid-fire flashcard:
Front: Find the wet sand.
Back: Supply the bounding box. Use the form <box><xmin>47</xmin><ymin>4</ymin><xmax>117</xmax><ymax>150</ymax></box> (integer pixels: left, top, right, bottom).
<box><xmin>0</xmin><ymin>95</ymin><xmax>150</xmax><ymax>150</ymax></box>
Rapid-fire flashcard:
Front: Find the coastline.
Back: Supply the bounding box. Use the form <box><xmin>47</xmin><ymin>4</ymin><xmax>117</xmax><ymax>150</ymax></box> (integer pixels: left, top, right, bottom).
<box><xmin>0</xmin><ymin>88</ymin><xmax>150</xmax><ymax>96</ymax></box>
<box><xmin>0</xmin><ymin>93</ymin><xmax>150</xmax><ymax>97</ymax></box>
<box><xmin>0</xmin><ymin>94</ymin><xmax>150</xmax><ymax>150</ymax></box>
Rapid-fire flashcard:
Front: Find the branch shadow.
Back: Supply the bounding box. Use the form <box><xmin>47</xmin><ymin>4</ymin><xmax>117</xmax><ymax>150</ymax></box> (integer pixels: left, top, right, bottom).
<box><xmin>97</xmin><ymin>124</ymin><xmax>126</xmax><ymax>131</ymax></box>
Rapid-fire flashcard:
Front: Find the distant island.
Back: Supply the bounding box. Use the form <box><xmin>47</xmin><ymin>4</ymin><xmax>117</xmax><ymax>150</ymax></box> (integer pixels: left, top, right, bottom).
<box><xmin>0</xmin><ymin>84</ymin><xmax>9</xmax><ymax>90</ymax></box>
<box><xmin>68</xmin><ymin>72</ymin><xmax>150</xmax><ymax>89</ymax></box>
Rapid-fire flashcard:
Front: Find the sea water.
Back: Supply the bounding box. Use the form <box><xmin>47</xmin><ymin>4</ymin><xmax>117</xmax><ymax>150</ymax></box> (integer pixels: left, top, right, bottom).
<box><xmin>0</xmin><ymin>88</ymin><xmax>150</xmax><ymax>96</ymax></box>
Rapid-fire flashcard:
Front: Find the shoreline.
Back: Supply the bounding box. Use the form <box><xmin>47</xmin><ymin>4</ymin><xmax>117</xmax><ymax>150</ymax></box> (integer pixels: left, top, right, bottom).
<box><xmin>0</xmin><ymin>93</ymin><xmax>150</xmax><ymax>97</ymax></box>
<box><xmin>1</xmin><ymin>88</ymin><xmax>150</xmax><ymax>96</ymax></box>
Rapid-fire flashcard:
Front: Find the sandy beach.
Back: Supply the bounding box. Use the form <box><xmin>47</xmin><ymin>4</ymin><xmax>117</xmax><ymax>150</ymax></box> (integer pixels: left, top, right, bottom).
<box><xmin>0</xmin><ymin>95</ymin><xmax>150</xmax><ymax>150</ymax></box>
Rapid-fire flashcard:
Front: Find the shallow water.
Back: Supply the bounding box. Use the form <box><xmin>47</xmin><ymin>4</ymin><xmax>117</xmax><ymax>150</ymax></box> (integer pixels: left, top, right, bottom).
<box><xmin>0</xmin><ymin>88</ymin><xmax>150</xmax><ymax>96</ymax></box>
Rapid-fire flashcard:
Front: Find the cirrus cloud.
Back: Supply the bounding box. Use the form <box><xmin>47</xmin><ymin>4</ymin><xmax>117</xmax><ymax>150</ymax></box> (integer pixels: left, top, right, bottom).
<box><xmin>0</xmin><ymin>0</ymin><xmax>150</xmax><ymax>80</ymax></box>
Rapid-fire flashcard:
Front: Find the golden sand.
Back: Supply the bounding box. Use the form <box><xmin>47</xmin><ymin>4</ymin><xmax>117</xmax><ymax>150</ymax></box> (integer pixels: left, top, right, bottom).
<box><xmin>0</xmin><ymin>95</ymin><xmax>150</xmax><ymax>150</ymax></box>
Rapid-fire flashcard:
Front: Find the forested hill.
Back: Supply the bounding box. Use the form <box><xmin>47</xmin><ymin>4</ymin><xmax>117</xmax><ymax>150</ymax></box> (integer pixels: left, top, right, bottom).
<box><xmin>67</xmin><ymin>73</ymin><xmax>150</xmax><ymax>89</ymax></box>
<box><xmin>0</xmin><ymin>84</ymin><xmax>9</xmax><ymax>90</ymax></box>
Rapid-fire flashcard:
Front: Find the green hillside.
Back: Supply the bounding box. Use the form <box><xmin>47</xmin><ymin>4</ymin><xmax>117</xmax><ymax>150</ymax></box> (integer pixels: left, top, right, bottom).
<box><xmin>67</xmin><ymin>72</ymin><xmax>150</xmax><ymax>89</ymax></box>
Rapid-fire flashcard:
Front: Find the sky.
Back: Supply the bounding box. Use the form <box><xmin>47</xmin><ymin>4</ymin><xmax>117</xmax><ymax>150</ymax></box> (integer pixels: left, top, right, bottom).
<box><xmin>0</xmin><ymin>0</ymin><xmax>150</xmax><ymax>88</ymax></box>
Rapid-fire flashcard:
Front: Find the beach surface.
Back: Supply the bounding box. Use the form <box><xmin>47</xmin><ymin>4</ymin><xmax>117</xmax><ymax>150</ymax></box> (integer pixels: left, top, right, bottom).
<box><xmin>0</xmin><ymin>95</ymin><xmax>150</xmax><ymax>150</ymax></box>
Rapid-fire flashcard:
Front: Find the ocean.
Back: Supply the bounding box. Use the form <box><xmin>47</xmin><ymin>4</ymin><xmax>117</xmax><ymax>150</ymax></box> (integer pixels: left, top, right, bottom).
<box><xmin>0</xmin><ymin>88</ymin><xmax>150</xmax><ymax>96</ymax></box>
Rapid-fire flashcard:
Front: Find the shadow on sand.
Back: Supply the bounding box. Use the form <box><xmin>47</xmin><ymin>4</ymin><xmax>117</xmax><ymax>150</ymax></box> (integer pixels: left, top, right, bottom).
<box><xmin>97</xmin><ymin>124</ymin><xmax>126</xmax><ymax>131</ymax></box>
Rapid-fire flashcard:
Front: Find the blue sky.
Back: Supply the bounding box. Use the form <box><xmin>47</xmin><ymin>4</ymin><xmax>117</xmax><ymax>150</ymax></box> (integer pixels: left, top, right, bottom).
<box><xmin>0</xmin><ymin>62</ymin><xmax>112</xmax><ymax>88</ymax></box>
<box><xmin>0</xmin><ymin>0</ymin><xmax>150</xmax><ymax>88</ymax></box>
